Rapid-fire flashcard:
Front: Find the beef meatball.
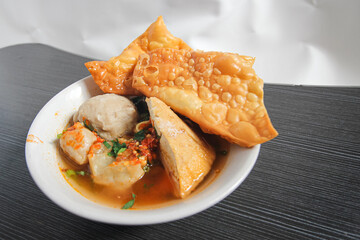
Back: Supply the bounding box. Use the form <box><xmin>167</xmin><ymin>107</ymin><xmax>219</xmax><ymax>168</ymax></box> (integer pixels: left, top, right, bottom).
<box><xmin>73</xmin><ymin>94</ymin><xmax>138</xmax><ymax>140</ymax></box>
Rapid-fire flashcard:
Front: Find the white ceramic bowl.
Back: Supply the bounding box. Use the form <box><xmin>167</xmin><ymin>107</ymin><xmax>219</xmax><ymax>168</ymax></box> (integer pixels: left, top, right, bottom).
<box><xmin>25</xmin><ymin>76</ymin><xmax>260</xmax><ymax>225</ymax></box>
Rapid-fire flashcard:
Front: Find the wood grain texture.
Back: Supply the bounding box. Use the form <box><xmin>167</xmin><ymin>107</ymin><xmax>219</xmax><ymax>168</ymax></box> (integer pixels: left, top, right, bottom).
<box><xmin>0</xmin><ymin>44</ymin><xmax>359</xmax><ymax>240</ymax></box>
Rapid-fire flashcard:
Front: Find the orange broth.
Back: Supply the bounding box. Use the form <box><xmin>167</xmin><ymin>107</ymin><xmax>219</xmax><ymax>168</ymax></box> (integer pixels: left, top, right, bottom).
<box><xmin>58</xmin><ymin>135</ymin><xmax>230</xmax><ymax>210</ymax></box>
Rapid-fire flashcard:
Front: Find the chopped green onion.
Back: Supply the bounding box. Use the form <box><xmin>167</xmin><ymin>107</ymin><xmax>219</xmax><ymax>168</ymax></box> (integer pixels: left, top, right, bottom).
<box><xmin>65</xmin><ymin>169</ymin><xmax>76</xmax><ymax>177</ymax></box>
<box><xmin>57</xmin><ymin>130</ymin><xmax>67</xmax><ymax>139</ymax></box>
<box><xmin>134</xmin><ymin>129</ymin><xmax>146</xmax><ymax>141</ymax></box>
<box><xmin>65</xmin><ymin>169</ymin><xmax>88</xmax><ymax>177</ymax></box>
<box><xmin>76</xmin><ymin>171</ymin><xmax>86</xmax><ymax>176</ymax></box>
<box><xmin>103</xmin><ymin>141</ymin><xmax>111</xmax><ymax>149</ymax></box>
<box><xmin>118</xmin><ymin>147</ymin><xmax>127</xmax><ymax>154</ymax></box>
<box><xmin>112</xmin><ymin>141</ymin><xmax>126</xmax><ymax>154</ymax></box>
<box><xmin>122</xmin><ymin>193</ymin><xmax>136</xmax><ymax>209</ymax></box>
<box><xmin>107</xmin><ymin>152</ymin><xmax>115</xmax><ymax>157</ymax></box>
<box><xmin>107</xmin><ymin>140</ymin><xmax>127</xmax><ymax>157</ymax></box>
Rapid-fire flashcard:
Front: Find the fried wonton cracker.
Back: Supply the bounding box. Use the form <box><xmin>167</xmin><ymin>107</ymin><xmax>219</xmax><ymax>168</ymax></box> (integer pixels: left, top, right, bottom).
<box><xmin>85</xmin><ymin>16</ymin><xmax>191</xmax><ymax>95</ymax></box>
<box><xmin>133</xmin><ymin>48</ymin><xmax>278</xmax><ymax>147</ymax></box>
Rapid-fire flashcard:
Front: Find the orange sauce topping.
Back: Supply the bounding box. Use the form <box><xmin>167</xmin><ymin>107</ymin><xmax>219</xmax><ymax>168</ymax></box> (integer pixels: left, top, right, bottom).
<box><xmin>26</xmin><ymin>134</ymin><xmax>43</xmax><ymax>143</ymax></box>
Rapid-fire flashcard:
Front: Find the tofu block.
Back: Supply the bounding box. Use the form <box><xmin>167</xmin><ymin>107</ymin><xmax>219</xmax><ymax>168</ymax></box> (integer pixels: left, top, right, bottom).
<box><xmin>146</xmin><ymin>97</ymin><xmax>215</xmax><ymax>198</ymax></box>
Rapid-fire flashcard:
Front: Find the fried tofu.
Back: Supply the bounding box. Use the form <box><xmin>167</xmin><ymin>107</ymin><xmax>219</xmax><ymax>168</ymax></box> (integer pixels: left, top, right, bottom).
<box><xmin>85</xmin><ymin>16</ymin><xmax>191</xmax><ymax>95</ymax></box>
<box><xmin>133</xmin><ymin>48</ymin><xmax>278</xmax><ymax>147</ymax></box>
<box><xmin>146</xmin><ymin>97</ymin><xmax>215</xmax><ymax>198</ymax></box>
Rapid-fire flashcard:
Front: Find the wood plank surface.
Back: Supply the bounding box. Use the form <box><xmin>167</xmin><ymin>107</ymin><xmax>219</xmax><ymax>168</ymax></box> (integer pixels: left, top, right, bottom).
<box><xmin>0</xmin><ymin>44</ymin><xmax>359</xmax><ymax>240</ymax></box>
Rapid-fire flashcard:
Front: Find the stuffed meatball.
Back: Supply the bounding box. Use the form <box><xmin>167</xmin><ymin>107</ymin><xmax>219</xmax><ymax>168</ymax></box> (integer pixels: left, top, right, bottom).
<box><xmin>59</xmin><ymin>122</ymin><xmax>97</xmax><ymax>165</ymax></box>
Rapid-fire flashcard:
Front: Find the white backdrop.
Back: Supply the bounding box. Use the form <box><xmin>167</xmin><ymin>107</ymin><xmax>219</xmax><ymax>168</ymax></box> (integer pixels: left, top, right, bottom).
<box><xmin>1</xmin><ymin>0</ymin><xmax>359</xmax><ymax>86</ymax></box>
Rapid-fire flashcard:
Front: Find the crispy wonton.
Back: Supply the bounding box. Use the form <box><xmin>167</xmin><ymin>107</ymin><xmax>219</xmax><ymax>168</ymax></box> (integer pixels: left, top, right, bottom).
<box><xmin>133</xmin><ymin>48</ymin><xmax>278</xmax><ymax>147</ymax></box>
<box><xmin>85</xmin><ymin>16</ymin><xmax>191</xmax><ymax>95</ymax></box>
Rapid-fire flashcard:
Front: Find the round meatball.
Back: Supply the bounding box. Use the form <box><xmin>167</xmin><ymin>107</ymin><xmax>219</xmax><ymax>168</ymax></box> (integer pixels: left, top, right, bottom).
<box><xmin>73</xmin><ymin>94</ymin><xmax>138</xmax><ymax>140</ymax></box>
<box><xmin>59</xmin><ymin>122</ymin><xmax>97</xmax><ymax>165</ymax></box>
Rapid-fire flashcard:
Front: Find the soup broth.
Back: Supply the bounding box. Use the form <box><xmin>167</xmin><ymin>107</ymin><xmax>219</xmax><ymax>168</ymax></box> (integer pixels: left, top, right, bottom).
<box><xmin>58</xmin><ymin>135</ymin><xmax>230</xmax><ymax>210</ymax></box>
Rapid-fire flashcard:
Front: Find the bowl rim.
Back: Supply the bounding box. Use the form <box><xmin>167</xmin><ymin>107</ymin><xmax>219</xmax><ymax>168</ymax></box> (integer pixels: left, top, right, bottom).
<box><xmin>25</xmin><ymin>76</ymin><xmax>260</xmax><ymax>225</ymax></box>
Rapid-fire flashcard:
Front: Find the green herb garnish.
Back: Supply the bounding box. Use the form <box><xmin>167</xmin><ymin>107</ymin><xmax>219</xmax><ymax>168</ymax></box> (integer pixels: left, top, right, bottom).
<box><xmin>112</xmin><ymin>140</ymin><xmax>126</xmax><ymax>154</ymax></box>
<box><xmin>107</xmin><ymin>140</ymin><xmax>127</xmax><ymax>157</ymax></box>
<box><xmin>65</xmin><ymin>169</ymin><xmax>76</xmax><ymax>177</ymax></box>
<box><xmin>118</xmin><ymin>147</ymin><xmax>127</xmax><ymax>153</ymax></box>
<box><xmin>57</xmin><ymin>130</ymin><xmax>66</xmax><ymax>139</ymax></box>
<box><xmin>103</xmin><ymin>141</ymin><xmax>112</xmax><ymax>149</ymax></box>
<box><xmin>83</xmin><ymin>120</ymin><xmax>95</xmax><ymax>132</ymax></box>
<box><xmin>134</xmin><ymin>129</ymin><xmax>146</xmax><ymax>141</ymax></box>
<box><xmin>76</xmin><ymin>171</ymin><xmax>86</xmax><ymax>176</ymax></box>
<box><xmin>122</xmin><ymin>193</ymin><xmax>136</xmax><ymax>209</ymax></box>
<box><xmin>65</xmin><ymin>170</ymin><xmax>89</xmax><ymax>177</ymax></box>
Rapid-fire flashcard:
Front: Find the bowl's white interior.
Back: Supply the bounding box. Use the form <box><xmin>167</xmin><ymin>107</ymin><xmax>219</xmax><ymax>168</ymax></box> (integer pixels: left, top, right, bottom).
<box><xmin>25</xmin><ymin>76</ymin><xmax>260</xmax><ymax>225</ymax></box>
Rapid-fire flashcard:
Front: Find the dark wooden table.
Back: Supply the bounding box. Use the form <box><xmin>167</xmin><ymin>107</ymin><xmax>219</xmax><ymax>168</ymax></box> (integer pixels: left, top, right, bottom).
<box><xmin>0</xmin><ymin>44</ymin><xmax>359</xmax><ymax>239</ymax></box>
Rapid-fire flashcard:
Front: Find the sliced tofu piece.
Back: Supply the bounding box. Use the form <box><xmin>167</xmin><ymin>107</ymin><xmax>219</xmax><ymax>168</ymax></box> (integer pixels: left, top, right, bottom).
<box><xmin>88</xmin><ymin>142</ymin><xmax>145</xmax><ymax>189</ymax></box>
<box><xmin>146</xmin><ymin>97</ymin><xmax>216</xmax><ymax>198</ymax></box>
<box><xmin>59</xmin><ymin>122</ymin><xmax>97</xmax><ymax>165</ymax></box>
